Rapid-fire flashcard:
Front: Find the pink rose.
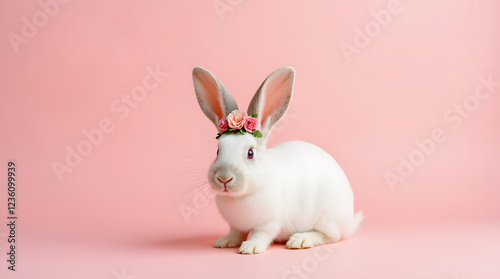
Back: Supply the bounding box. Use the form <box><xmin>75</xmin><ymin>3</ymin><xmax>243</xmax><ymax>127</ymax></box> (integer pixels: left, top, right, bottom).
<box><xmin>227</xmin><ymin>110</ymin><xmax>247</xmax><ymax>129</ymax></box>
<box><xmin>218</xmin><ymin>118</ymin><xmax>229</xmax><ymax>132</ymax></box>
<box><xmin>244</xmin><ymin>116</ymin><xmax>258</xmax><ymax>132</ymax></box>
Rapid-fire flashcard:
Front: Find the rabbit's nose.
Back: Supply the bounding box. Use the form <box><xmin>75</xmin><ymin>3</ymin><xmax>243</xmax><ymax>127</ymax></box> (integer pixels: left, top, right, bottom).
<box><xmin>217</xmin><ymin>177</ymin><xmax>233</xmax><ymax>184</ymax></box>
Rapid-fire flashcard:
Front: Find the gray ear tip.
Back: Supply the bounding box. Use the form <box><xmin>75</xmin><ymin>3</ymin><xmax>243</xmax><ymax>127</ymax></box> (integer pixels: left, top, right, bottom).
<box><xmin>192</xmin><ymin>66</ymin><xmax>208</xmax><ymax>76</ymax></box>
<box><xmin>277</xmin><ymin>66</ymin><xmax>295</xmax><ymax>77</ymax></box>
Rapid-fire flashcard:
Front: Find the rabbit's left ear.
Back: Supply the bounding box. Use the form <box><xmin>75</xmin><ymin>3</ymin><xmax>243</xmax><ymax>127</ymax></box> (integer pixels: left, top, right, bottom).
<box><xmin>193</xmin><ymin>67</ymin><xmax>239</xmax><ymax>129</ymax></box>
<box><xmin>247</xmin><ymin>67</ymin><xmax>295</xmax><ymax>137</ymax></box>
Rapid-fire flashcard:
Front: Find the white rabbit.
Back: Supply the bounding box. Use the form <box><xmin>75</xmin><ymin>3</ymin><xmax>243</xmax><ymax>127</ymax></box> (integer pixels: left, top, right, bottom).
<box><xmin>192</xmin><ymin>66</ymin><xmax>363</xmax><ymax>254</ymax></box>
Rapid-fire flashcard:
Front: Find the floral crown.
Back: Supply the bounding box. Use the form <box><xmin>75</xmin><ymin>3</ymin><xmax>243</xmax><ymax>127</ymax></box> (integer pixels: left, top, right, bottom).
<box><xmin>216</xmin><ymin>110</ymin><xmax>263</xmax><ymax>139</ymax></box>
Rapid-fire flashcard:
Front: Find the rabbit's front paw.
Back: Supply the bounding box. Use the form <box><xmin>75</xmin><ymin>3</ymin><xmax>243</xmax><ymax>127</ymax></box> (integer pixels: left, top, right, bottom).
<box><xmin>214</xmin><ymin>236</ymin><xmax>243</xmax><ymax>248</ymax></box>
<box><xmin>238</xmin><ymin>240</ymin><xmax>268</xmax><ymax>254</ymax></box>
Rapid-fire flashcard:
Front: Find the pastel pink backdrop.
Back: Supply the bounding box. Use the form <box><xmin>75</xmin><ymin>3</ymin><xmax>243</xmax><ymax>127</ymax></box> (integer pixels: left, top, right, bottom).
<box><xmin>0</xmin><ymin>0</ymin><xmax>499</xmax><ymax>278</ymax></box>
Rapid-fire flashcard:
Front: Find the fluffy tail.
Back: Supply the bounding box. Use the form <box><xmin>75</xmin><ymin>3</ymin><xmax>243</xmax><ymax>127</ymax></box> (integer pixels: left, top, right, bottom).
<box><xmin>344</xmin><ymin>211</ymin><xmax>364</xmax><ymax>238</ymax></box>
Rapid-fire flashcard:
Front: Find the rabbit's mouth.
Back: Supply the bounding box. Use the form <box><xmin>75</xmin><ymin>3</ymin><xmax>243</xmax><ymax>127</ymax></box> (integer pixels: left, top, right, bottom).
<box><xmin>218</xmin><ymin>176</ymin><xmax>233</xmax><ymax>193</ymax></box>
<box><xmin>209</xmin><ymin>168</ymin><xmax>247</xmax><ymax>195</ymax></box>
<box><xmin>221</xmin><ymin>183</ymin><xmax>235</xmax><ymax>194</ymax></box>
<box><xmin>214</xmin><ymin>175</ymin><xmax>237</xmax><ymax>193</ymax></box>
<box><xmin>215</xmin><ymin>180</ymin><xmax>243</xmax><ymax>195</ymax></box>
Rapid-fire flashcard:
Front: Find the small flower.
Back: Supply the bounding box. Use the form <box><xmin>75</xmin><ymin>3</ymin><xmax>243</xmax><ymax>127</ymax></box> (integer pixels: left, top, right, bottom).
<box><xmin>227</xmin><ymin>110</ymin><xmax>247</xmax><ymax>129</ymax></box>
<box><xmin>218</xmin><ymin>118</ymin><xmax>229</xmax><ymax>132</ymax></box>
<box><xmin>244</xmin><ymin>116</ymin><xmax>258</xmax><ymax>132</ymax></box>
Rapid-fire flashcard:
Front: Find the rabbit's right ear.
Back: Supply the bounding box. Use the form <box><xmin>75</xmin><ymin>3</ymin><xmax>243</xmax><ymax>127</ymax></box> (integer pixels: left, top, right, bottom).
<box><xmin>193</xmin><ymin>67</ymin><xmax>239</xmax><ymax>128</ymax></box>
<box><xmin>247</xmin><ymin>67</ymin><xmax>295</xmax><ymax>138</ymax></box>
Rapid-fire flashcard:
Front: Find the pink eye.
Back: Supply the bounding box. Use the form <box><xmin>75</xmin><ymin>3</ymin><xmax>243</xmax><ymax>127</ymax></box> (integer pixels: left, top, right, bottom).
<box><xmin>247</xmin><ymin>148</ymin><xmax>254</xmax><ymax>159</ymax></box>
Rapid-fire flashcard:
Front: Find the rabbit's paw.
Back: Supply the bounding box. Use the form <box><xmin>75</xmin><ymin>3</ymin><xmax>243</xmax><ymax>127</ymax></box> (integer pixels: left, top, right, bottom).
<box><xmin>286</xmin><ymin>232</ymin><xmax>318</xmax><ymax>249</ymax></box>
<box><xmin>214</xmin><ymin>236</ymin><xmax>243</xmax><ymax>248</ymax></box>
<box><xmin>238</xmin><ymin>240</ymin><xmax>268</xmax><ymax>254</ymax></box>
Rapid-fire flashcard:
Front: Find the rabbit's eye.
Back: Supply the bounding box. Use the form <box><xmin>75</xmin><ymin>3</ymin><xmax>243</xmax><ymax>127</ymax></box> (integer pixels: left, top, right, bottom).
<box><xmin>217</xmin><ymin>148</ymin><xmax>219</xmax><ymax>156</ymax></box>
<box><xmin>247</xmin><ymin>148</ymin><xmax>254</xmax><ymax>159</ymax></box>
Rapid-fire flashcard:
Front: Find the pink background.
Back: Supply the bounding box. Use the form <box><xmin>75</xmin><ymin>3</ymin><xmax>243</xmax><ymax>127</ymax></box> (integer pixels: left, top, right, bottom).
<box><xmin>1</xmin><ymin>0</ymin><xmax>499</xmax><ymax>278</ymax></box>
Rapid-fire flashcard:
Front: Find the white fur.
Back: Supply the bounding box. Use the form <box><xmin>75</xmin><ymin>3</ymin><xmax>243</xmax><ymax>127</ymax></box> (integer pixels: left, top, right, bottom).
<box><xmin>193</xmin><ymin>66</ymin><xmax>363</xmax><ymax>254</ymax></box>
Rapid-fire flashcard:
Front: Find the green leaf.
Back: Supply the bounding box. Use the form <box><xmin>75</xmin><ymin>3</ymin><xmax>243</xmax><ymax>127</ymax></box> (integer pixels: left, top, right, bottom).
<box><xmin>252</xmin><ymin>114</ymin><xmax>258</xmax><ymax>118</ymax></box>
<box><xmin>228</xmin><ymin>128</ymin><xmax>234</xmax><ymax>132</ymax></box>
<box><xmin>223</xmin><ymin>131</ymin><xmax>232</xmax><ymax>135</ymax></box>
<box><xmin>239</xmin><ymin>129</ymin><xmax>245</xmax><ymax>135</ymax></box>
<box><xmin>216</xmin><ymin>133</ymin><xmax>222</xmax><ymax>139</ymax></box>
<box><xmin>254</xmin><ymin>130</ymin><xmax>263</xmax><ymax>138</ymax></box>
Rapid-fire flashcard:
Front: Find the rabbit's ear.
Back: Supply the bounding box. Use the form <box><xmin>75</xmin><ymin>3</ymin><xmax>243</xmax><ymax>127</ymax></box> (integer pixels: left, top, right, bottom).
<box><xmin>247</xmin><ymin>66</ymin><xmax>295</xmax><ymax>136</ymax></box>
<box><xmin>193</xmin><ymin>67</ymin><xmax>239</xmax><ymax>128</ymax></box>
